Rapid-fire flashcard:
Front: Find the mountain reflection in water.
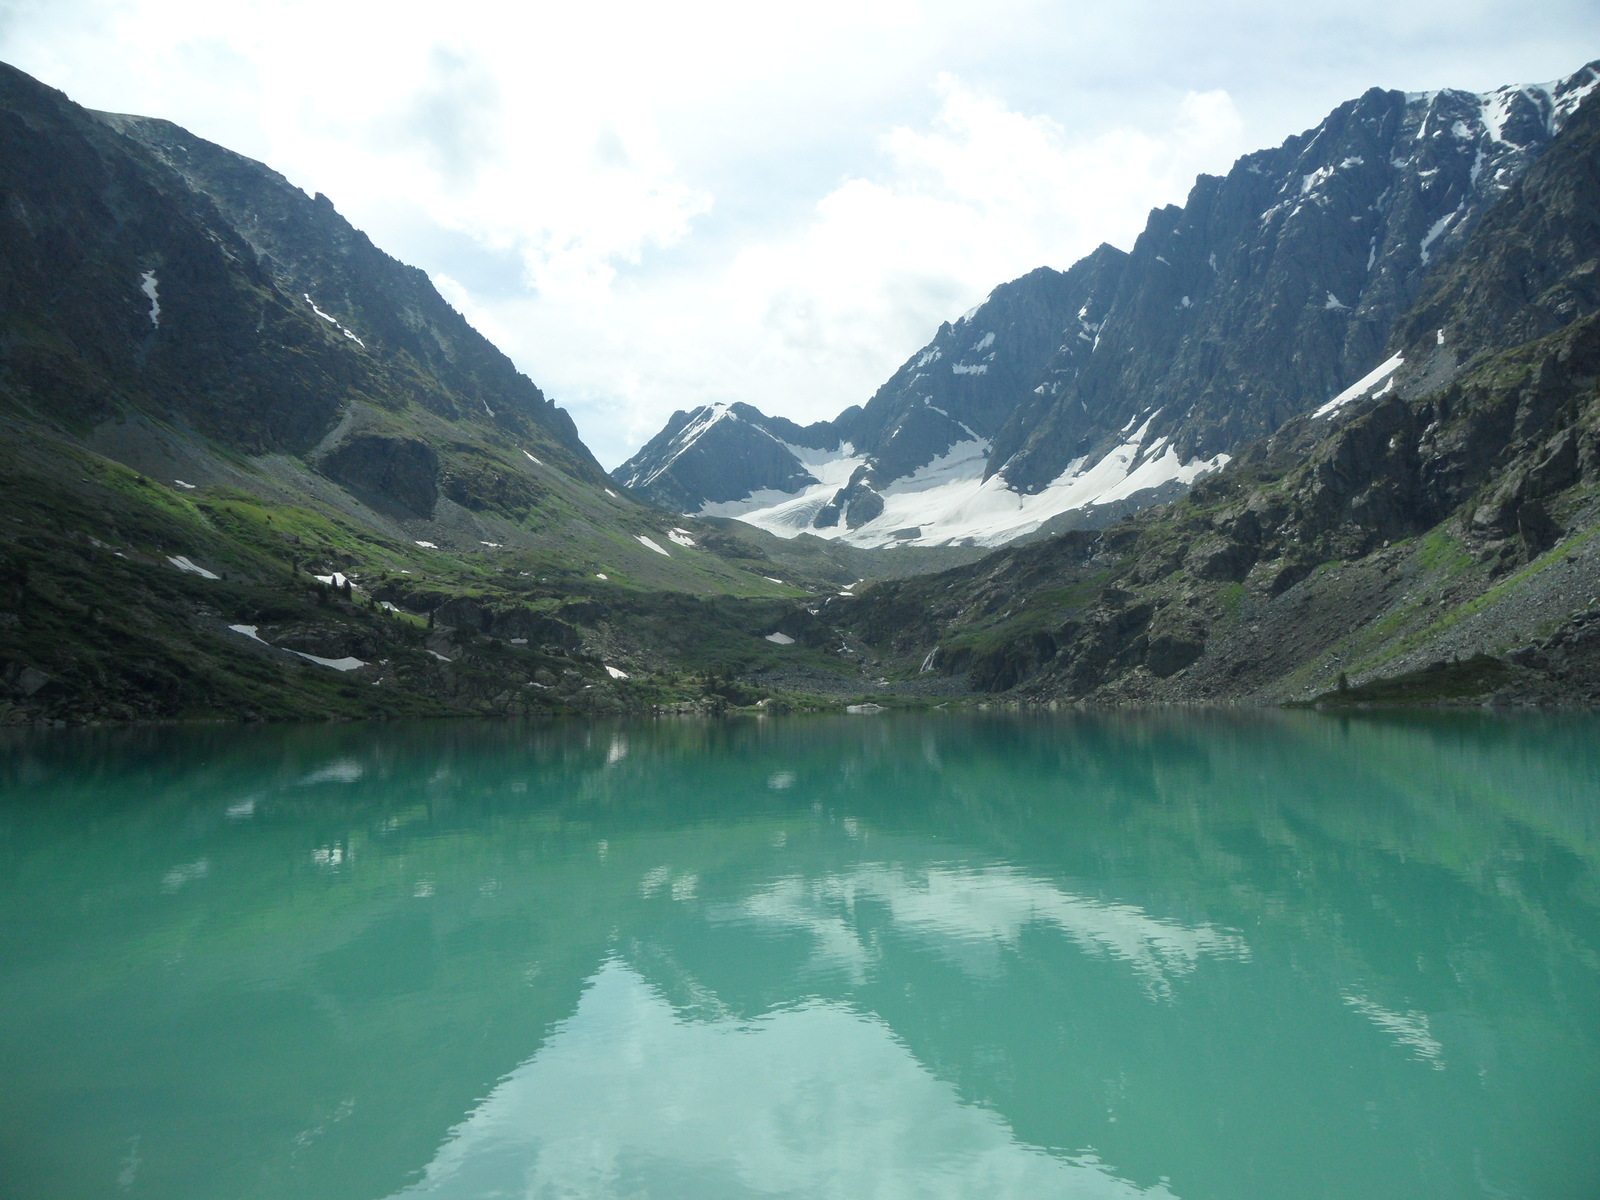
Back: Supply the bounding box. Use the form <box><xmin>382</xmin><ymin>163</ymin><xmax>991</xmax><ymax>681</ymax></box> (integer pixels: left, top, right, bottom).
<box><xmin>0</xmin><ymin>711</ymin><xmax>1596</xmax><ymax>1200</ymax></box>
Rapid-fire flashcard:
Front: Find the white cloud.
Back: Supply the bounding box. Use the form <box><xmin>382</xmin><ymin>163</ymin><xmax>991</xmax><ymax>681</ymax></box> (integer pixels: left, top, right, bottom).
<box><xmin>390</xmin><ymin>959</ymin><xmax>1176</xmax><ymax>1199</ymax></box>
<box><xmin>475</xmin><ymin>77</ymin><xmax>1249</xmax><ymax>463</ymax></box>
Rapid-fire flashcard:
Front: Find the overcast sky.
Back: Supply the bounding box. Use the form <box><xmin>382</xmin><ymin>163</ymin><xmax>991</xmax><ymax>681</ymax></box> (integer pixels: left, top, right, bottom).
<box><xmin>1</xmin><ymin>1</ymin><xmax>1595</xmax><ymax>467</ymax></box>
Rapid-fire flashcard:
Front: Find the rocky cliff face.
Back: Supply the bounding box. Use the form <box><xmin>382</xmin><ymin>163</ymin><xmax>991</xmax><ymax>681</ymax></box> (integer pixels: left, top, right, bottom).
<box><xmin>840</xmin><ymin>87</ymin><xmax>1600</xmax><ymax>706</ymax></box>
<box><xmin>993</xmin><ymin>67</ymin><xmax>1600</xmax><ymax>493</ymax></box>
<box><xmin>98</xmin><ymin>111</ymin><xmax>598</xmax><ymax>470</ymax></box>
<box><xmin>617</xmin><ymin>62</ymin><xmax>1600</xmax><ymax>552</ymax></box>
<box><xmin>0</xmin><ymin>60</ymin><xmax>612</xmax><ymax>525</ymax></box>
<box><xmin>616</xmin><ymin>403</ymin><xmax>840</xmax><ymax>515</ymax></box>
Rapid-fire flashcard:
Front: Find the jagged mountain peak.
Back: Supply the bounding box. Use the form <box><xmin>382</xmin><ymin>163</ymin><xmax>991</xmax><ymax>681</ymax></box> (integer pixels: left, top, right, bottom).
<box><xmin>613</xmin><ymin>59</ymin><xmax>1600</xmax><ymax>551</ymax></box>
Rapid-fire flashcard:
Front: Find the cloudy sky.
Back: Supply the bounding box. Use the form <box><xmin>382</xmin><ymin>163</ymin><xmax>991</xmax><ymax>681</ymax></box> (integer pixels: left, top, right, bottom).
<box><xmin>1</xmin><ymin>1</ymin><xmax>1594</xmax><ymax>466</ymax></box>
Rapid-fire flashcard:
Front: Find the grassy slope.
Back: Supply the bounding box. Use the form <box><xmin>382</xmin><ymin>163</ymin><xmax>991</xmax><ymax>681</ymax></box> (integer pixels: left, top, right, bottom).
<box><xmin>0</xmin><ymin>399</ymin><xmax>930</xmax><ymax>724</ymax></box>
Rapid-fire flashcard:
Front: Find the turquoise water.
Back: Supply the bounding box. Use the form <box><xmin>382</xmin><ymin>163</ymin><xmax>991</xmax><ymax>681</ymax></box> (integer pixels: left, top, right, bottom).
<box><xmin>1</xmin><ymin>712</ymin><xmax>1597</xmax><ymax>1199</ymax></box>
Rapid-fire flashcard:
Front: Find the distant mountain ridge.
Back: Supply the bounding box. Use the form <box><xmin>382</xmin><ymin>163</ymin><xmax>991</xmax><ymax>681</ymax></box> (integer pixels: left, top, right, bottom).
<box><xmin>616</xmin><ymin>61</ymin><xmax>1600</xmax><ymax>549</ymax></box>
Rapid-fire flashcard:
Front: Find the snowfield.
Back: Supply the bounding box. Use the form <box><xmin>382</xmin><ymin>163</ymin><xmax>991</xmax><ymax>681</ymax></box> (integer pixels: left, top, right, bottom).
<box><xmin>698</xmin><ymin>421</ymin><xmax>1228</xmax><ymax>549</ymax></box>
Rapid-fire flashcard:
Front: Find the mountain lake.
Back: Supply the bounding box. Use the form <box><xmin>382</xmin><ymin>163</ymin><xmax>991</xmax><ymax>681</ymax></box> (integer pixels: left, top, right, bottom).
<box><xmin>1</xmin><ymin>711</ymin><xmax>1596</xmax><ymax>1199</ymax></box>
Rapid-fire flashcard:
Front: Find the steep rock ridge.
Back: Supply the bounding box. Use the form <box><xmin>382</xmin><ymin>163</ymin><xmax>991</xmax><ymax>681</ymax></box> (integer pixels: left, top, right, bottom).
<box><xmin>0</xmin><ymin>59</ymin><xmax>744</xmax><ymax>593</ymax></box>
<box><xmin>840</xmin><ymin>87</ymin><xmax>1600</xmax><ymax>705</ymax></box>
<box><xmin>618</xmin><ymin>62</ymin><xmax>1599</xmax><ymax>551</ymax></box>
<box><xmin>97</xmin><ymin>111</ymin><xmax>600</xmax><ymax>477</ymax></box>
<box><xmin>993</xmin><ymin>64</ymin><xmax>1600</xmax><ymax>496</ymax></box>
<box><xmin>1388</xmin><ymin>75</ymin><xmax>1600</xmax><ymax>384</ymax></box>
<box><xmin>0</xmin><ymin>59</ymin><xmax>614</xmax><ymax>534</ymax></box>
<box><xmin>830</xmin><ymin>257</ymin><xmax>1127</xmax><ymax>489</ymax></box>
<box><xmin>0</xmin><ymin>63</ymin><xmax>355</xmax><ymax>453</ymax></box>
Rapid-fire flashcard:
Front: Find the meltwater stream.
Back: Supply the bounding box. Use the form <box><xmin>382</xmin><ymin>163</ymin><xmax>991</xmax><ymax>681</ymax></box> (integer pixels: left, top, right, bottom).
<box><xmin>1</xmin><ymin>712</ymin><xmax>1597</xmax><ymax>1199</ymax></box>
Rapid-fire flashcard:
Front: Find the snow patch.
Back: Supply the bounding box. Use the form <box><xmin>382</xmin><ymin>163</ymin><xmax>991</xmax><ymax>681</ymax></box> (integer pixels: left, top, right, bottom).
<box><xmin>172</xmin><ymin>479</ymin><xmax>196</xmax><ymax>490</ymax></box>
<box><xmin>605</xmin><ymin>665</ymin><xmax>630</xmax><ymax>680</ymax></box>
<box><xmin>414</xmin><ymin>540</ymin><xmax>438</xmax><ymax>549</ymax></box>
<box><xmin>1419</xmin><ymin>209</ymin><xmax>1459</xmax><ymax>265</ymax></box>
<box><xmin>717</xmin><ymin>412</ymin><xmax>1224</xmax><ymax>550</ymax></box>
<box><xmin>522</xmin><ymin>450</ymin><xmax>543</xmax><ymax>465</ymax></box>
<box><xmin>139</xmin><ymin>271</ymin><xmax>160</xmax><ymax>327</ymax></box>
<box><xmin>764</xmin><ymin>632</ymin><xmax>795</xmax><ymax>645</ymax></box>
<box><xmin>1301</xmin><ymin>166</ymin><xmax>1333</xmax><ymax>194</ymax></box>
<box><xmin>667</xmin><ymin>529</ymin><xmax>696</xmax><ymax>547</ymax></box>
<box><xmin>696</xmin><ymin>442</ymin><xmax>868</xmax><ymax>534</ymax></box>
<box><xmin>635</xmin><ymin>535</ymin><xmax>670</xmax><ymax>557</ymax></box>
<box><xmin>1314</xmin><ymin>354</ymin><xmax>1405</xmax><ymax>418</ymax></box>
<box><xmin>968</xmin><ymin>331</ymin><xmax>995</xmax><ymax>353</ymax></box>
<box><xmin>293</xmin><ymin>651</ymin><xmax>367</xmax><ymax>671</ymax></box>
<box><xmin>303</xmin><ymin>294</ymin><xmax>365</xmax><ymax>347</ymax></box>
<box><xmin>950</xmin><ymin>362</ymin><xmax>988</xmax><ymax>375</ymax></box>
<box><xmin>1479</xmin><ymin>89</ymin><xmax>1516</xmax><ymax>144</ymax></box>
<box><xmin>231</xmin><ymin>622</ymin><xmax>364</xmax><ymax>670</ymax></box>
<box><xmin>1324</xmin><ymin>292</ymin><xmax>1348</xmax><ymax>310</ymax></box>
<box><xmin>168</xmin><ymin>555</ymin><xmax>219</xmax><ymax>580</ymax></box>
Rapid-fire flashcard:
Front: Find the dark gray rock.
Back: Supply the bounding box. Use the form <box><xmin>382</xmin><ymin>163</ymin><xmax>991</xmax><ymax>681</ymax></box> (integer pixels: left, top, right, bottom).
<box><xmin>615</xmin><ymin>403</ymin><xmax>835</xmax><ymax>513</ymax></box>
<box><xmin>318</xmin><ymin>434</ymin><xmax>440</xmax><ymax>517</ymax></box>
<box><xmin>994</xmin><ymin>67</ymin><xmax>1600</xmax><ymax>494</ymax></box>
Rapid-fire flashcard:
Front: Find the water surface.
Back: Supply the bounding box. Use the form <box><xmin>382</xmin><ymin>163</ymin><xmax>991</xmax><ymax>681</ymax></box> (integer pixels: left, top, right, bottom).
<box><xmin>1</xmin><ymin>711</ymin><xmax>1597</xmax><ymax>1199</ymax></box>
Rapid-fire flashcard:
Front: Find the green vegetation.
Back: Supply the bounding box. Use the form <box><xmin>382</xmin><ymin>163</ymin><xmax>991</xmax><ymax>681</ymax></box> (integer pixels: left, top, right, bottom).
<box><xmin>1417</xmin><ymin>527</ymin><xmax>1473</xmax><ymax>576</ymax></box>
<box><xmin>0</xmin><ymin>414</ymin><xmax>908</xmax><ymax>725</ymax></box>
<box><xmin>1299</xmin><ymin>655</ymin><xmax>1516</xmax><ymax>707</ymax></box>
<box><xmin>935</xmin><ymin>573</ymin><xmax>1111</xmax><ymax>660</ymax></box>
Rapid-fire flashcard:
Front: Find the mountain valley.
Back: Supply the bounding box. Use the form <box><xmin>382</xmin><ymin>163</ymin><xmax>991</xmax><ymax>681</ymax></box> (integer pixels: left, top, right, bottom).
<box><xmin>3</xmin><ymin>56</ymin><xmax>1600</xmax><ymax>723</ymax></box>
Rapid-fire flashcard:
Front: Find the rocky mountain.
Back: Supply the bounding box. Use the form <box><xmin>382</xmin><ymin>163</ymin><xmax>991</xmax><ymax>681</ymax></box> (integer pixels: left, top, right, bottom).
<box><xmin>617</xmin><ymin>61</ymin><xmax>1600</xmax><ymax>550</ymax></box>
<box><xmin>6</xmin><ymin>51</ymin><xmax>1600</xmax><ymax>726</ymax></box>
<box><xmin>835</xmin><ymin>83</ymin><xmax>1600</xmax><ymax>707</ymax></box>
<box><xmin>0</xmin><ymin>61</ymin><xmax>891</xmax><ymax>724</ymax></box>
